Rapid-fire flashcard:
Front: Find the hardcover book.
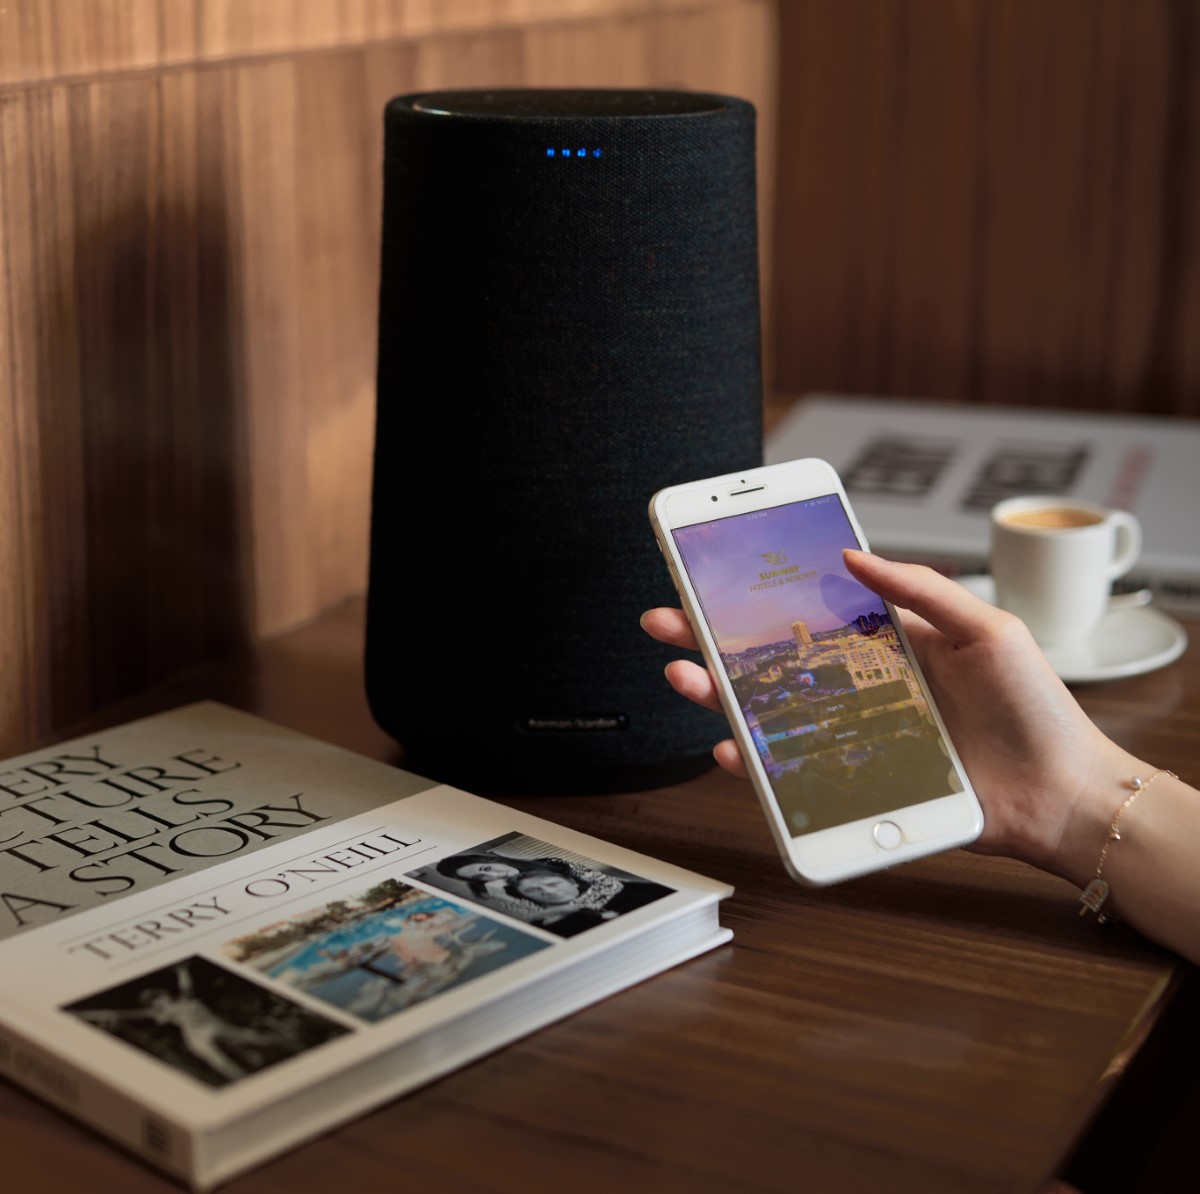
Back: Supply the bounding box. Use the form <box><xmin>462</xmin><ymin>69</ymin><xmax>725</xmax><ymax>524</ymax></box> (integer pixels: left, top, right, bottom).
<box><xmin>0</xmin><ymin>702</ymin><xmax>732</xmax><ymax>1190</ymax></box>
<box><xmin>765</xmin><ymin>393</ymin><xmax>1200</xmax><ymax>615</ymax></box>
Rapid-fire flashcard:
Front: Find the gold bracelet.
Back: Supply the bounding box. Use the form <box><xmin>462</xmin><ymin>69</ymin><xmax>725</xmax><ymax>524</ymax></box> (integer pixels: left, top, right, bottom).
<box><xmin>1079</xmin><ymin>769</ymin><xmax>1177</xmax><ymax>923</ymax></box>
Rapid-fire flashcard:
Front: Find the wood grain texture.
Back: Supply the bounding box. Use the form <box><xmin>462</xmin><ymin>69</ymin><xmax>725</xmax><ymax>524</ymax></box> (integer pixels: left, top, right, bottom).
<box><xmin>0</xmin><ymin>74</ymin><xmax>247</xmax><ymax>750</ymax></box>
<box><xmin>0</xmin><ymin>1</ymin><xmax>191</xmax><ymax>84</ymax></box>
<box><xmin>3</xmin><ymin>594</ymin><xmax>1194</xmax><ymax>1194</ymax></box>
<box><xmin>0</xmin><ymin>0</ymin><xmax>775</xmax><ymax>757</ymax></box>
<box><xmin>771</xmin><ymin>0</ymin><xmax>1200</xmax><ymax>419</ymax></box>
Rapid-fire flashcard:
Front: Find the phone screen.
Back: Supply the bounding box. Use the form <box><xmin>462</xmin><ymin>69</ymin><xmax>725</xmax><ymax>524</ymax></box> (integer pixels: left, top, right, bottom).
<box><xmin>671</xmin><ymin>492</ymin><xmax>963</xmax><ymax>836</ymax></box>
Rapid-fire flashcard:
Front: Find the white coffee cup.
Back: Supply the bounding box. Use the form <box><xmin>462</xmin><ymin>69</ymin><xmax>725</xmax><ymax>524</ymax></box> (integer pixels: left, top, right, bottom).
<box><xmin>989</xmin><ymin>495</ymin><xmax>1142</xmax><ymax>646</ymax></box>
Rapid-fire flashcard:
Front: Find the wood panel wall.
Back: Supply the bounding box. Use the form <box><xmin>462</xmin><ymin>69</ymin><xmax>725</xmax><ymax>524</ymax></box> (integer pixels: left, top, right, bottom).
<box><xmin>771</xmin><ymin>0</ymin><xmax>1200</xmax><ymax>420</ymax></box>
<box><xmin>0</xmin><ymin>0</ymin><xmax>778</xmax><ymax>754</ymax></box>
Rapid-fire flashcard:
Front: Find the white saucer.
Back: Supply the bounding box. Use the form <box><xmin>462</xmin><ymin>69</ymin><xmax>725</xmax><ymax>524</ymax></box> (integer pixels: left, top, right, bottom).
<box><xmin>955</xmin><ymin>575</ymin><xmax>1188</xmax><ymax>683</ymax></box>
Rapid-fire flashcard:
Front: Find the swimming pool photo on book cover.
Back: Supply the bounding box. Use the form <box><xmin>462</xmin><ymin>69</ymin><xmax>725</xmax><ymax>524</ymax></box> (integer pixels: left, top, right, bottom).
<box><xmin>220</xmin><ymin>876</ymin><xmax>549</xmax><ymax>1023</ymax></box>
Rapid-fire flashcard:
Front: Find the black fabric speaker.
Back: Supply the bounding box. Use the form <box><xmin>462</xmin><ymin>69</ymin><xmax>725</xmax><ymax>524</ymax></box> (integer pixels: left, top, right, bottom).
<box><xmin>366</xmin><ymin>88</ymin><xmax>763</xmax><ymax>794</ymax></box>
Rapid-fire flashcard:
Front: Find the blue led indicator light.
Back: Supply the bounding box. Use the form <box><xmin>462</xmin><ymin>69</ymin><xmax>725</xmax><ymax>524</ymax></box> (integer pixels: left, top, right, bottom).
<box><xmin>562</xmin><ymin>149</ymin><xmax>570</xmax><ymax>157</ymax></box>
<box><xmin>576</xmin><ymin>148</ymin><xmax>586</xmax><ymax>157</ymax></box>
<box><xmin>593</xmin><ymin>148</ymin><xmax>602</xmax><ymax>157</ymax></box>
<box><xmin>546</xmin><ymin>147</ymin><xmax>555</xmax><ymax>156</ymax></box>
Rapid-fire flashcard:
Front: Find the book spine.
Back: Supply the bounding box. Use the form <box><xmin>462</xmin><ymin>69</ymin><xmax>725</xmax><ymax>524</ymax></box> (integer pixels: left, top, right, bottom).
<box><xmin>0</xmin><ymin>1015</ymin><xmax>196</xmax><ymax>1185</ymax></box>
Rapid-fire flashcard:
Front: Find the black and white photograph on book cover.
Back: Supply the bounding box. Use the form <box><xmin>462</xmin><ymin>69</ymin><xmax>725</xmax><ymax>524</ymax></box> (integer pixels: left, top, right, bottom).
<box><xmin>62</xmin><ymin>955</ymin><xmax>351</xmax><ymax>1089</ymax></box>
<box><xmin>221</xmin><ymin>876</ymin><xmax>550</xmax><ymax>1023</ymax></box>
<box><xmin>409</xmin><ymin>831</ymin><xmax>676</xmax><ymax>939</ymax></box>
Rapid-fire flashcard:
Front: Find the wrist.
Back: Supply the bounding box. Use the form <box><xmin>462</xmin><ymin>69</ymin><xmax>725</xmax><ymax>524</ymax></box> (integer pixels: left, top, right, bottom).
<box><xmin>1041</xmin><ymin>742</ymin><xmax>1160</xmax><ymax>889</ymax></box>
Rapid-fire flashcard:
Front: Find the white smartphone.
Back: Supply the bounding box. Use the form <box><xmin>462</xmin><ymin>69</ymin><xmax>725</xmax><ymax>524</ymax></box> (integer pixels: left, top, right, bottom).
<box><xmin>649</xmin><ymin>457</ymin><xmax>983</xmax><ymax>886</ymax></box>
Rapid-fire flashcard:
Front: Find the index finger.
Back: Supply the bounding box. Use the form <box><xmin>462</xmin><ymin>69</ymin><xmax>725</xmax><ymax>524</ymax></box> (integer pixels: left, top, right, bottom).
<box><xmin>842</xmin><ymin>549</ymin><xmax>1014</xmax><ymax>646</ymax></box>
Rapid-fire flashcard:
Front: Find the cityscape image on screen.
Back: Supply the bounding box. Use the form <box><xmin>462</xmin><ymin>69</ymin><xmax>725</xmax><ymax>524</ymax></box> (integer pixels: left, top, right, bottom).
<box><xmin>672</xmin><ymin>494</ymin><xmax>962</xmax><ymax>835</ymax></box>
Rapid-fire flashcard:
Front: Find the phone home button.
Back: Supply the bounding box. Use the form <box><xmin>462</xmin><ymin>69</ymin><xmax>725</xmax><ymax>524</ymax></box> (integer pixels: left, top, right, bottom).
<box><xmin>872</xmin><ymin>820</ymin><xmax>902</xmax><ymax>850</ymax></box>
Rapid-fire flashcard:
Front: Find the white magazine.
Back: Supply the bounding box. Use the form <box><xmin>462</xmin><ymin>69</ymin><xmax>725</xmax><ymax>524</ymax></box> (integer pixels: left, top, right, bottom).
<box><xmin>766</xmin><ymin>393</ymin><xmax>1200</xmax><ymax>614</ymax></box>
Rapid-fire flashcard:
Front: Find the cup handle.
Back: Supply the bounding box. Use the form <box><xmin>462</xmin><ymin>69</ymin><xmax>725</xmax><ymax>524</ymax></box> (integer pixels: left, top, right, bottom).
<box><xmin>1107</xmin><ymin>511</ymin><xmax>1142</xmax><ymax>580</ymax></box>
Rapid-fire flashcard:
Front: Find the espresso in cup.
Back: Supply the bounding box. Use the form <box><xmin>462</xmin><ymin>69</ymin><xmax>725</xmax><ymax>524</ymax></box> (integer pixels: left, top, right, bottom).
<box><xmin>998</xmin><ymin>506</ymin><xmax>1104</xmax><ymax>531</ymax></box>
<box><xmin>989</xmin><ymin>496</ymin><xmax>1142</xmax><ymax>646</ymax></box>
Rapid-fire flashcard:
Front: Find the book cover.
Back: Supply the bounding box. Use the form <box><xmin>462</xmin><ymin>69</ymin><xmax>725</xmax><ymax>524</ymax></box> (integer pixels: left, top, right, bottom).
<box><xmin>765</xmin><ymin>393</ymin><xmax>1200</xmax><ymax>615</ymax></box>
<box><xmin>0</xmin><ymin>702</ymin><xmax>733</xmax><ymax>1189</ymax></box>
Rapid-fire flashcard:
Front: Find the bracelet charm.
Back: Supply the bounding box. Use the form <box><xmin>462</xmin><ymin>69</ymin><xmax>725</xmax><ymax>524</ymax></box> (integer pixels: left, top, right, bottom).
<box><xmin>1078</xmin><ymin>769</ymin><xmax>1176</xmax><ymax>924</ymax></box>
<box><xmin>1078</xmin><ymin>878</ymin><xmax>1110</xmax><ymax>918</ymax></box>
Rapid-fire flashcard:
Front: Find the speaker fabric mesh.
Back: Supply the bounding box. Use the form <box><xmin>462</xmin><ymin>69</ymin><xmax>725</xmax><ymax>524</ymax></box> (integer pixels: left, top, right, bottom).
<box><xmin>367</xmin><ymin>89</ymin><xmax>763</xmax><ymax>793</ymax></box>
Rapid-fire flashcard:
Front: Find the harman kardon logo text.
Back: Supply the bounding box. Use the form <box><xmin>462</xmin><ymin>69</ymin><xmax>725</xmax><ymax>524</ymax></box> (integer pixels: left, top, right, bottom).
<box><xmin>523</xmin><ymin>715</ymin><xmax>628</xmax><ymax>732</ymax></box>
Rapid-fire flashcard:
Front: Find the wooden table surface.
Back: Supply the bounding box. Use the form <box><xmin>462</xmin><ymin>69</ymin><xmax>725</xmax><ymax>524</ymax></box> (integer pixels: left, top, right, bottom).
<box><xmin>4</xmin><ymin>596</ymin><xmax>1197</xmax><ymax>1194</ymax></box>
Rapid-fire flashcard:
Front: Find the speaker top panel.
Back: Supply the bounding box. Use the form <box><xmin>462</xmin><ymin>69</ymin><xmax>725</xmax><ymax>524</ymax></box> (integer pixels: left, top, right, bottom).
<box><xmin>395</xmin><ymin>88</ymin><xmax>742</xmax><ymax>121</ymax></box>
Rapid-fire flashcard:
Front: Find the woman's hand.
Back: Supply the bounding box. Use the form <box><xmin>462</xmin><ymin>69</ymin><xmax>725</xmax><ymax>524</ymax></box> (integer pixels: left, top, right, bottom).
<box><xmin>641</xmin><ymin>549</ymin><xmax>1136</xmax><ymax>882</ymax></box>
